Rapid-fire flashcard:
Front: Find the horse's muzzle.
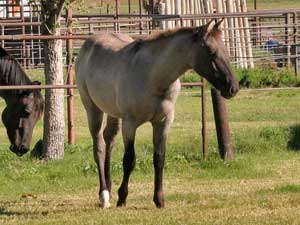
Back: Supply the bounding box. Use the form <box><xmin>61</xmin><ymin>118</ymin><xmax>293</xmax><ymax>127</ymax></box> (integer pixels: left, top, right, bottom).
<box><xmin>221</xmin><ymin>83</ymin><xmax>239</xmax><ymax>99</ymax></box>
<box><xmin>10</xmin><ymin>145</ymin><xmax>29</xmax><ymax>157</ymax></box>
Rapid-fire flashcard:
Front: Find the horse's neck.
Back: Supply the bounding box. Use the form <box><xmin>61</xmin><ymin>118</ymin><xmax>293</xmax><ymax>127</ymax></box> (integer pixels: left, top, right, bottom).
<box><xmin>0</xmin><ymin>57</ymin><xmax>31</xmax><ymax>85</ymax></box>
<box><xmin>0</xmin><ymin>57</ymin><xmax>31</xmax><ymax>100</ymax></box>
<box><xmin>147</xmin><ymin>35</ymin><xmax>192</xmax><ymax>90</ymax></box>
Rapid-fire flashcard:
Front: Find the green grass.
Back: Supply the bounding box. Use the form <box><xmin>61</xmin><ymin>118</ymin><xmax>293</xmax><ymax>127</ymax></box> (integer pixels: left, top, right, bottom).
<box><xmin>247</xmin><ymin>0</ymin><xmax>300</xmax><ymax>10</ymax></box>
<box><xmin>1</xmin><ymin>86</ymin><xmax>300</xmax><ymax>224</ymax></box>
<box><xmin>82</xmin><ymin>0</ymin><xmax>300</xmax><ymax>14</ymax></box>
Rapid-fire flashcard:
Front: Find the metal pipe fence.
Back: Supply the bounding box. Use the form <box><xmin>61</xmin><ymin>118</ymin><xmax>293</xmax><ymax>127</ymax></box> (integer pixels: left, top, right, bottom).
<box><xmin>1</xmin><ymin>6</ymin><xmax>300</xmax><ymax>158</ymax></box>
<box><xmin>0</xmin><ymin>9</ymin><xmax>300</xmax><ymax>74</ymax></box>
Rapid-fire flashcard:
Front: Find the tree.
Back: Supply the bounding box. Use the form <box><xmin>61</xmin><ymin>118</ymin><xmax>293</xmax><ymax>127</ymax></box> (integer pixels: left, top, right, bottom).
<box><xmin>40</xmin><ymin>0</ymin><xmax>67</xmax><ymax>160</ymax></box>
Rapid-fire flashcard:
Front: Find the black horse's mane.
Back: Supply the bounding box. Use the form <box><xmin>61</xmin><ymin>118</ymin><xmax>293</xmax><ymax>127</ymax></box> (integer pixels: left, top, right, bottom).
<box><xmin>0</xmin><ymin>47</ymin><xmax>31</xmax><ymax>87</ymax></box>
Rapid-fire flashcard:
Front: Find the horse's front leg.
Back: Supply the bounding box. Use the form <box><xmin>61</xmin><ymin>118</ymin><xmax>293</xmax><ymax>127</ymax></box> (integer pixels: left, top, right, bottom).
<box><xmin>152</xmin><ymin>112</ymin><xmax>174</xmax><ymax>208</ymax></box>
<box><xmin>117</xmin><ymin>120</ymin><xmax>137</xmax><ymax>207</ymax></box>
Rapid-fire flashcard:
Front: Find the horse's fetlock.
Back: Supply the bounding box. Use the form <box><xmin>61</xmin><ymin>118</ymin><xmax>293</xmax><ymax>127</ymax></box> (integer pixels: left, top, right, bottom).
<box><xmin>99</xmin><ymin>190</ymin><xmax>110</xmax><ymax>209</ymax></box>
<box><xmin>117</xmin><ymin>187</ymin><xmax>128</xmax><ymax>207</ymax></box>
<box><xmin>153</xmin><ymin>194</ymin><xmax>165</xmax><ymax>208</ymax></box>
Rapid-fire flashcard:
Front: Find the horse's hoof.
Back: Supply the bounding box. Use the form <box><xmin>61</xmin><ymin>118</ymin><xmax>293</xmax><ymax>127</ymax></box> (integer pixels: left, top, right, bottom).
<box><xmin>154</xmin><ymin>200</ymin><xmax>165</xmax><ymax>208</ymax></box>
<box><xmin>116</xmin><ymin>199</ymin><xmax>126</xmax><ymax>207</ymax></box>
<box><xmin>155</xmin><ymin>202</ymin><xmax>165</xmax><ymax>208</ymax></box>
<box><xmin>99</xmin><ymin>190</ymin><xmax>110</xmax><ymax>208</ymax></box>
<box><xmin>153</xmin><ymin>195</ymin><xmax>165</xmax><ymax>208</ymax></box>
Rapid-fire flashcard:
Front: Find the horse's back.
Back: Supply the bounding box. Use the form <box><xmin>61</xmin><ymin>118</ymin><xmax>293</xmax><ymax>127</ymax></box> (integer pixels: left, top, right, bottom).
<box><xmin>76</xmin><ymin>33</ymin><xmax>133</xmax><ymax>73</ymax></box>
<box><xmin>75</xmin><ymin>33</ymin><xmax>134</xmax><ymax>117</ymax></box>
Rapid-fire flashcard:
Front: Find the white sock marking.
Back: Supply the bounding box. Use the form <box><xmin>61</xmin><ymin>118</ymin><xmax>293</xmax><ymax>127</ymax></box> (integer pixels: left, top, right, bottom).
<box><xmin>100</xmin><ymin>190</ymin><xmax>110</xmax><ymax>208</ymax></box>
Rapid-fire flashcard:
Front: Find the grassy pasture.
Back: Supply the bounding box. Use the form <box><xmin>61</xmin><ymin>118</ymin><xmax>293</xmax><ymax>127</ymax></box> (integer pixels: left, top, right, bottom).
<box><xmin>83</xmin><ymin>0</ymin><xmax>300</xmax><ymax>14</ymax></box>
<box><xmin>1</xmin><ymin>85</ymin><xmax>300</xmax><ymax>224</ymax></box>
<box><xmin>1</xmin><ymin>0</ymin><xmax>299</xmax><ymax>223</ymax></box>
<box><xmin>246</xmin><ymin>0</ymin><xmax>300</xmax><ymax>9</ymax></box>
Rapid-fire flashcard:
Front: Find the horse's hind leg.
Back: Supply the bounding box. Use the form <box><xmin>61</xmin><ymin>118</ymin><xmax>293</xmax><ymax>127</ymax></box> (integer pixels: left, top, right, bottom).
<box><xmin>117</xmin><ymin>120</ymin><xmax>137</xmax><ymax>207</ymax></box>
<box><xmin>80</xmin><ymin>92</ymin><xmax>109</xmax><ymax>208</ymax></box>
<box><xmin>152</xmin><ymin>112</ymin><xmax>174</xmax><ymax>208</ymax></box>
<box><xmin>103</xmin><ymin>116</ymin><xmax>121</xmax><ymax>193</ymax></box>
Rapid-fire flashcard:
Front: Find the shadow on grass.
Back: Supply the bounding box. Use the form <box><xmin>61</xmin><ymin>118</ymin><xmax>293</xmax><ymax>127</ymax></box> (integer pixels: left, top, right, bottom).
<box><xmin>288</xmin><ymin>125</ymin><xmax>300</xmax><ymax>151</ymax></box>
<box><xmin>0</xmin><ymin>207</ymin><xmax>22</xmax><ymax>216</ymax></box>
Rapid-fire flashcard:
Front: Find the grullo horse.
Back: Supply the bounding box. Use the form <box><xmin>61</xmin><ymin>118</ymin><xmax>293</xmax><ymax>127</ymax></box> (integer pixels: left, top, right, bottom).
<box><xmin>76</xmin><ymin>19</ymin><xmax>239</xmax><ymax>208</ymax></box>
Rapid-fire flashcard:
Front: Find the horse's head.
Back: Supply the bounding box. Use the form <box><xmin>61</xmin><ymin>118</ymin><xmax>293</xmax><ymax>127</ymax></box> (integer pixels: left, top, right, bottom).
<box><xmin>2</xmin><ymin>81</ymin><xmax>44</xmax><ymax>156</ymax></box>
<box><xmin>191</xmin><ymin>19</ymin><xmax>239</xmax><ymax>99</ymax></box>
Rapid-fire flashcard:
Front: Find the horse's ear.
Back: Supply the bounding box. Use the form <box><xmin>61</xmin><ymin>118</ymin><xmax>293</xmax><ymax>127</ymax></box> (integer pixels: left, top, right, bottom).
<box><xmin>214</xmin><ymin>18</ymin><xmax>225</xmax><ymax>31</ymax></box>
<box><xmin>203</xmin><ymin>19</ymin><xmax>215</xmax><ymax>35</ymax></box>
<box><xmin>194</xmin><ymin>20</ymin><xmax>215</xmax><ymax>39</ymax></box>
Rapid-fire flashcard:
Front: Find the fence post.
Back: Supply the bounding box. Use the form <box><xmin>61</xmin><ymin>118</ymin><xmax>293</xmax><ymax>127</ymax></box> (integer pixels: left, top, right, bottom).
<box><xmin>66</xmin><ymin>8</ymin><xmax>75</xmax><ymax>145</ymax></box>
<box><xmin>1</xmin><ymin>25</ymin><xmax>4</xmax><ymax>48</ymax></box>
<box><xmin>201</xmin><ymin>78</ymin><xmax>207</xmax><ymax>160</ymax></box>
<box><xmin>295</xmin><ymin>45</ymin><xmax>299</xmax><ymax>76</ymax></box>
<box><xmin>139</xmin><ymin>0</ymin><xmax>143</xmax><ymax>34</ymax></box>
<box><xmin>293</xmin><ymin>12</ymin><xmax>298</xmax><ymax>76</ymax></box>
<box><xmin>114</xmin><ymin>0</ymin><xmax>120</xmax><ymax>32</ymax></box>
<box><xmin>285</xmin><ymin>13</ymin><xmax>291</xmax><ymax>67</ymax></box>
<box><xmin>211</xmin><ymin>88</ymin><xmax>233</xmax><ymax>160</ymax></box>
<box><xmin>21</xmin><ymin>4</ymin><xmax>26</xmax><ymax>68</ymax></box>
<box><xmin>128</xmin><ymin>0</ymin><xmax>131</xmax><ymax>13</ymax></box>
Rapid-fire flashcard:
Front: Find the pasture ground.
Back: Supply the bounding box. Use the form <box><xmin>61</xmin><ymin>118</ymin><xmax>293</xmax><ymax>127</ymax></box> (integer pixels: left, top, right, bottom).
<box><xmin>2</xmin><ymin>0</ymin><xmax>300</xmax><ymax>224</ymax></box>
<box><xmin>1</xmin><ymin>87</ymin><xmax>300</xmax><ymax>224</ymax></box>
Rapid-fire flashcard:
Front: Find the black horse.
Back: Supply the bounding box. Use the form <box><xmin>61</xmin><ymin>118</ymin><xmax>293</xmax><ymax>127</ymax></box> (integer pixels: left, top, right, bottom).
<box><xmin>0</xmin><ymin>47</ymin><xmax>44</xmax><ymax>156</ymax></box>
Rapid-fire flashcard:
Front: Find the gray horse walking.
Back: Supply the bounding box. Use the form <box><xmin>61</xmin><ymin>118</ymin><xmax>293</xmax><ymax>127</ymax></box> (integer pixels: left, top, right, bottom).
<box><xmin>75</xmin><ymin>19</ymin><xmax>239</xmax><ymax>208</ymax></box>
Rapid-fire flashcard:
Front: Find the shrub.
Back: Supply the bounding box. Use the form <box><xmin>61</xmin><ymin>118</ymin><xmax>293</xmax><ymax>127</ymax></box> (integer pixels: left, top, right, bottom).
<box><xmin>177</xmin><ymin>67</ymin><xmax>300</xmax><ymax>89</ymax></box>
<box><xmin>235</xmin><ymin>67</ymin><xmax>300</xmax><ymax>88</ymax></box>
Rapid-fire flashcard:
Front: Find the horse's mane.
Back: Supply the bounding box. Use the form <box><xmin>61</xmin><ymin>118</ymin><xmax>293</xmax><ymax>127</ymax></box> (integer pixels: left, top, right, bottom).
<box><xmin>0</xmin><ymin>47</ymin><xmax>31</xmax><ymax>87</ymax></box>
<box><xmin>139</xmin><ymin>27</ymin><xmax>196</xmax><ymax>43</ymax></box>
<box><xmin>126</xmin><ymin>27</ymin><xmax>201</xmax><ymax>53</ymax></box>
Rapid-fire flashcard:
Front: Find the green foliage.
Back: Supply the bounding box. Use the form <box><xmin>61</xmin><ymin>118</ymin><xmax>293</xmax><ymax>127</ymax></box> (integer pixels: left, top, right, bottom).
<box><xmin>70</xmin><ymin>0</ymin><xmax>89</xmax><ymax>13</ymax></box>
<box><xmin>236</xmin><ymin>67</ymin><xmax>300</xmax><ymax>88</ymax></box>
<box><xmin>180</xmin><ymin>67</ymin><xmax>300</xmax><ymax>89</ymax></box>
<box><xmin>276</xmin><ymin>184</ymin><xmax>300</xmax><ymax>193</ymax></box>
<box><xmin>246</xmin><ymin>0</ymin><xmax>300</xmax><ymax>9</ymax></box>
<box><xmin>180</xmin><ymin>70</ymin><xmax>201</xmax><ymax>83</ymax></box>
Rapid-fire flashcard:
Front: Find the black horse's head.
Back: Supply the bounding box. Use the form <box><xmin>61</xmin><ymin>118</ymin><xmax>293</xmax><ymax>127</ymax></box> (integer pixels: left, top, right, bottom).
<box><xmin>2</xmin><ymin>82</ymin><xmax>44</xmax><ymax>157</ymax></box>
<box><xmin>191</xmin><ymin>19</ymin><xmax>239</xmax><ymax>99</ymax></box>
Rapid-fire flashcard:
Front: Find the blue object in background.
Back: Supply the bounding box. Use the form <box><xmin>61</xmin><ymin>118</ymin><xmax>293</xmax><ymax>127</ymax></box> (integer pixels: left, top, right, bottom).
<box><xmin>264</xmin><ymin>39</ymin><xmax>280</xmax><ymax>51</ymax></box>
